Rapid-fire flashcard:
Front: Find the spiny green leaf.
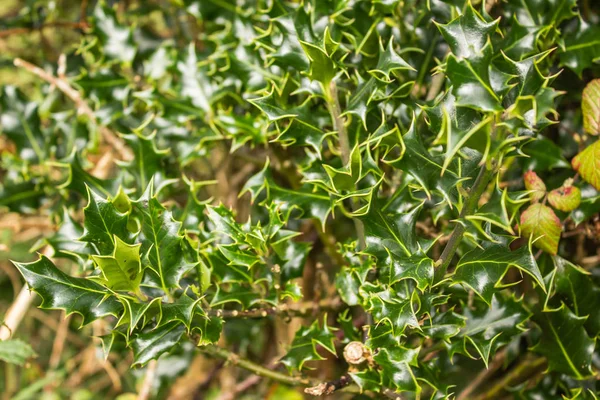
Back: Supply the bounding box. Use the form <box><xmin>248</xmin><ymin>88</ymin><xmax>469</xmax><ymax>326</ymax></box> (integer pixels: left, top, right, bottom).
<box><xmin>532</xmin><ymin>305</ymin><xmax>595</xmax><ymax>378</ymax></box>
<box><xmin>14</xmin><ymin>256</ymin><xmax>122</xmax><ymax>325</ymax></box>
<box><xmin>280</xmin><ymin>317</ymin><xmax>337</xmax><ymax>372</ymax></box>
<box><xmin>453</xmin><ymin>244</ymin><xmax>545</xmax><ymax>305</ymax></box>
<box><xmin>459</xmin><ymin>295</ymin><xmax>530</xmax><ymax>367</ymax></box>
<box><xmin>548</xmin><ymin>257</ymin><xmax>600</xmax><ymax>337</ymax></box>
<box><xmin>92</xmin><ymin>235</ymin><xmax>143</xmax><ymax>295</ymax></box>
<box><xmin>80</xmin><ymin>187</ymin><xmax>130</xmax><ymax>255</ymax></box>
<box><xmin>560</xmin><ymin>18</ymin><xmax>600</xmax><ymax>77</ymax></box>
<box><xmin>373</xmin><ymin>347</ymin><xmax>420</xmax><ymax>392</ymax></box>
<box><xmin>435</xmin><ymin>3</ymin><xmax>499</xmax><ymax>59</ymax></box>
<box><xmin>160</xmin><ymin>293</ymin><xmax>202</xmax><ymax>331</ymax></box>
<box><xmin>369</xmin><ymin>37</ymin><xmax>415</xmax><ymax>81</ymax></box>
<box><xmin>445</xmin><ymin>47</ymin><xmax>503</xmax><ymax>112</ymax></box>
<box><xmin>131</xmin><ymin>322</ymin><xmax>185</xmax><ymax>367</ymax></box>
<box><xmin>133</xmin><ymin>185</ymin><xmax>196</xmax><ymax>291</ymax></box>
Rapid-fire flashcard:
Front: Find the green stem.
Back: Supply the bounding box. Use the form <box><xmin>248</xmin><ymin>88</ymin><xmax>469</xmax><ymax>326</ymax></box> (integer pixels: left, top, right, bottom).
<box><xmin>433</xmin><ymin>163</ymin><xmax>495</xmax><ymax>283</ymax></box>
<box><xmin>324</xmin><ymin>80</ymin><xmax>366</xmax><ymax>250</ymax></box>
<box><xmin>199</xmin><ymin>345</ymin><xmax>313</xmax><ymax>386</ymax></box>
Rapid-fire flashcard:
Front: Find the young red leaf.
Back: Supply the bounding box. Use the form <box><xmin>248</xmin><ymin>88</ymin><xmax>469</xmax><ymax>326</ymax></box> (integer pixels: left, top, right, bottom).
<box><xmin>523</xmin><ymin>170</ymin><xmax>546</xmax><ymax>202</ymax></box>
<box><xmin>572</xmin><ymin>140</ymin><xmax>600</xmax><ymax>190</ymax></box>
<box><xmin>547</xmin><ymin>180</ymin><xmax>581</xmax><ymax>212</ymax></box>
<box><xmin>520</xmin><ymin>203</ymin><xmax>562</xmax><ymax>255</ymax></box>
<box><xmin>582</xmin><ymin>79</ymin><xmax>600</xmax><ymax>135</ymax></box>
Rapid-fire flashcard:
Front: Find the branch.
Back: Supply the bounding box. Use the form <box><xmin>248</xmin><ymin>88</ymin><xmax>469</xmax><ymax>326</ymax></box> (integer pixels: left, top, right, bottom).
<box><xmin>304</xmin><ymin>374</ymin><xmax>351</xmax><ymax>396</ymax></box>
<box><xmin>199</xmin><ymin>344</ymin><xmax>364</xmax><ymax>397</ymax></box>
<box><xmin>198</xmin><ymin>344</ymin><xmax>313</xmax><ymax>387</ymax></box>
<box><xmin>137</xmin><ymin>359</ymin><xmax>158</xmax><ymax>400</ymax></box>
<box><xmin>433</xmin><ymin>163</ymin><xmax>495</xmax><ymax>283</ymax></box>
<box><xmin>207</xmin><ymin>297</ymin><xmax>344</xmax><ymax>319</ymax></box>
<box><xmin>0</xmin><ymin>246</ymin><xmax>53</xmax><ymax>340</ymax></box>
<box><xmin>13</xmin><ymin>58</ymin><xmax>133</xmax><ymax>161</ymax></box>
<box><xmin>0</xmin><ymin>285</ymin><xmax>35</xmax><ymax>340</ymax></box>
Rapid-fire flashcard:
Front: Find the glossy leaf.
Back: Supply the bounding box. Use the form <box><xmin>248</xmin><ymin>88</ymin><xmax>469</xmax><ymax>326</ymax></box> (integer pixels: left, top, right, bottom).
<box><xmin>14</xmin><ymin>256</ymin><xmax>122</xmax><ymax>325</ymax></box>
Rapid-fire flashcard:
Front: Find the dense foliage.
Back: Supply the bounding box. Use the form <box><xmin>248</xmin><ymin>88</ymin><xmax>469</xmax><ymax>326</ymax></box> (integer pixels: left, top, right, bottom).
<box><xmin>1</xmin><ymin>0</ymin><xmax>600</xmax><ymax>399</ymax></box>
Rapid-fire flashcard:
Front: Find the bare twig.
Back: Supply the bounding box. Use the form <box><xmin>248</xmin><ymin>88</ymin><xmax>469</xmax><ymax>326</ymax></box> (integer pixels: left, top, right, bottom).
<box><xmin>49</xmin><ymin>312</ymin><xmax>70</xmax><ymax>369</ymax></box>
<box><xmin>199</xmin><ymin>344</ymin><xmax>313</xmax><ymax>387</ymax></box>
<box><xmin>207</xmin><ymin>297</ymin><xmax>344</xmax><ymax>319</ymax></box>
<box><xmin>137</xmin><ymin>360</ymin><xmax>158</xmax><ymax>400</ymax></box>
<box><xmin>305</xmin><ymin>374</ymin><xmax>352</xmax><ymax>396</ymax></box>
<box><xmin>0</xmin><ymin>285</ymin><xmax>35</xmax><ymax>340</ymax></box>
<box><xmin>13</xmin><ymin>58</ymin><xmax>133</xmax><ymax>161</ymax></box>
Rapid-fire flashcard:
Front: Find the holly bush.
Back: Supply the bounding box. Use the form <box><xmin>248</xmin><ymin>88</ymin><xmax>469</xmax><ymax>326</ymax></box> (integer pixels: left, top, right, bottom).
<box><xmin>1</xmin><ymin>0</ymin><xmax>600</xmax><ymax>399</ymax></box>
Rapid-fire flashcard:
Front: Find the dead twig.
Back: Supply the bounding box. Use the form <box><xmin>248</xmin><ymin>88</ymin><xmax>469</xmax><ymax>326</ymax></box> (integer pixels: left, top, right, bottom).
<box><xmin>13</xmin><ymin>58</ymin><xmax>133</xmax><ymax>161</ymax></box>
<box><xmin>137</xmin><ymin>360</ymin><xmax>158</xmax><ymax>400</ymax></box>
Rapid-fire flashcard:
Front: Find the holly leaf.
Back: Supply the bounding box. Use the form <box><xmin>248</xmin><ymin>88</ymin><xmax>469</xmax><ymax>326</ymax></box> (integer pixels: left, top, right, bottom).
<box><xmin>548</xmin><ymin>257</ymin><xmax>600</xmax><ymax>337</ymax></box>
<box><xmin>14</xmin><ymin>256</ymin><xmax>122</xmax><ymax>325</ymax></box>
<box><xmin>131</xmin><ymin>322</ymin><xmax>185</xmax><ymax>367</ymax></box>
<box><xmin>445</xmin><ymin>47</ymin><xmax>503</xmax><ymax>112</ymax></box>
<box><xmin>280</xmin><ymin>318</ymin><xmax>337</xmax><ymax>372</ymax></box>
<box><xmin>121</xmin><ymin>131</ymin><xmax>170</xmax><ymax>191</ymax></box>
<box><xmin>362</xmin><ymin>284</ymin><xmax>420</xmax><ymax>336</ymax></box>
<box><xmin>92</xmin><ymin>2</ymin><xmax>136</xmax><ymax>63</ymax></box>
<box><xmin>369</xmin><ymin>37</ymin><xmax>415</xmax><ymax>81</ymax></box>
<box><xmin>459</xmin><ymin>295</ymin><xmax>530</xmax><ymax>367</ymax></box>
<box><xmin>160</xmin><ymin>293</ymin><xmax>202</xmax><ymax>332</ymax></box>
<box><xmin>520</xmin><ymin>203</ymin><xmax>562</xmax><ymax>255</ymax></box>
<box><xmin>374</xmin><ymin>347</ymin><xmax>420</xmax><ymax>392</ymax></box>
<box><xmin>435</xmin><ymin>3</ymin><xmax>499</xmax><ymax>59</ymax></box>
<box><xmin>532</xmin><ymin>305</ymin><xmax>595</xmax><ymax>378</ymax></box>
<box><xmin>92</xmin><ymin>235</ymin><xmax>144</xmax><ymax>295</ymax></box>
<box><xmin>80</xmin><ymin>187</ymin><xmax>130</xmax><ymax>255</ymax></box>
<box><xmin>560</xmin><ymin>18</ymin><xmax>600</xmax><ymax>77</ymax></box>
<box><xmin>453</xmin><ymin>244</ymin><xmax>545</xmax><ymax>305</ymax></box>
<box><xmin>133</xmin><ymin>185</ymin><xmax>196</xmax><ymax>292</ymax></box>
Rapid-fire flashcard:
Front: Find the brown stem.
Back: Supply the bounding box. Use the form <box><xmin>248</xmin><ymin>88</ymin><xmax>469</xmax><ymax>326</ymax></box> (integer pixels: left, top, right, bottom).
<box><xmin>199</xmin><ymin>344</ymin><xmax>313</xmax><ymax>387</ymax></box>
<box><xmin>207</xmin><ymin>297</ymin><xmax>344</xmax><ymax>319</ymax></box>
<box><xmin>13</xmin><ymin>58</ymin><xmax>133</xmax><ymax>161</ymax></box>
<box><xmin>137</xmin><ymin>360</ymin><xmax>158</xmax><ymax>400</ymax></box>
<box><xmin>304</xmin><ymin>374</ymin><xmax>352</xmax><ymax>396</ymax></box>
<box><xmin>49</xmin><ymin>312</ymin><xmax>70</xmax><ymax>369</ymax></box>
